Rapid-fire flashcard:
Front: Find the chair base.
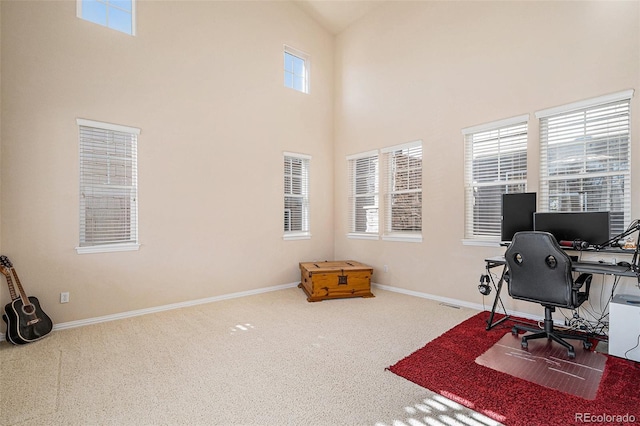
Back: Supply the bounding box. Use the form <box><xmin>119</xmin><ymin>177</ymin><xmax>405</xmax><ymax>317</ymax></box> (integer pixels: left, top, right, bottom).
<box><xmin>512</xmin><ymin>306</ymin><xmax>592</xmax><ymax>359</ymax></box>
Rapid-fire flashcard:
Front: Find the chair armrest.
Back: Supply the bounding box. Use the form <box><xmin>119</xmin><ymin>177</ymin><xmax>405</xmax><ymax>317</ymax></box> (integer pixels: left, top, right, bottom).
<box><xmin>573</xmin><ymin>273</ymin><xmax>592</xmax><ymax>294</ymax></box>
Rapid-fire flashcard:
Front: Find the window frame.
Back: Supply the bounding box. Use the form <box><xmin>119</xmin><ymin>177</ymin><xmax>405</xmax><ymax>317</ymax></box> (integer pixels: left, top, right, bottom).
<box><xmin>535</xmin><ymin>90</ymin><xmax>634</xmax><ymax>239</ymax></box>
<box><xmin>283</xmin><ymin>152</ymin><xmax>311</xmax><ymax>240</ymax></box>
<box><xmin>283</xmin><ymin>45</ymin><xmax>310</xmax><ymax>94</ymax></box>
<box><xmin>381</xmin><ymin>141</ymin><xmax>423</xmax><ymax>243</ymax></box>
<box><xmin>76</xmin><ymin>118</ymin><xmax>140</xmax><ymax>254</ymax></box>
<box><xmin>462</xmin><ymin>115</ymin><xmax>529</xmax><ymax>243</ymax></box>
<box><xmin>77</xmin><ymin>0</ymin><xmax>137</xmax><ymax>36</ymax></box>
<box><xmin>347</xmin><ymin>150</ymin><xmax>380</xmax><ymax>240</ymax></box>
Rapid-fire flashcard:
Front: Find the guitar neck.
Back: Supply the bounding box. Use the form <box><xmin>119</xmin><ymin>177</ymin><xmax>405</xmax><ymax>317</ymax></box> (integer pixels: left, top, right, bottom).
<box><xmin>2</xmin><ymin>272</ymin><xmax>19</xmax><ymax>301</ymax></box>
<box><xmin>10</xmin><ymin>268</ymin><xmax>30</xmax><ymax>305</ymax></box>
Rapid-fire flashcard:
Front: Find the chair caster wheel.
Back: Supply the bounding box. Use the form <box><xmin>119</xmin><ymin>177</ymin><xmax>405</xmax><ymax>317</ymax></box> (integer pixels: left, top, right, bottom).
<box><xmin>511</xmin><ymin>327</ymin><xmax>519</xmax><ymax>336</ymax></box>
<box><xmin>583</xmin><ymin>341</ymin><xmax>593</xmax><ymax>350</ymax></box>
<box><xmin>521</xmin><ymin>340</ymin><xmax>528</xmax><ymax>349</ymax></box>
<box><xmin>568</xmin><ymin>350</ymin><xmax>576</xmax><ymax>359</ymax></box>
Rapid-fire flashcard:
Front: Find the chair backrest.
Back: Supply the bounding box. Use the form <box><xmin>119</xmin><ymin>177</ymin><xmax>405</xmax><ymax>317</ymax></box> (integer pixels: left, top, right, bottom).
<box><xmin>505</xmin><ymin>231</ymin><xmax>574</xmax><ymax>308</ymax></box>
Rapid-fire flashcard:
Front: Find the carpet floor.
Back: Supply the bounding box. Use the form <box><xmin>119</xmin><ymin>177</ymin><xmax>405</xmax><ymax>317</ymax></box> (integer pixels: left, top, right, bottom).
<box><xmin>389</xmin><ymin>312</ymin><xmax>640</xmax><ymax>426</ymax></box>
<box><xmin>1</xmin><ymin>287</ymin><xmax>494</xmax><ymax>426</ymax></box>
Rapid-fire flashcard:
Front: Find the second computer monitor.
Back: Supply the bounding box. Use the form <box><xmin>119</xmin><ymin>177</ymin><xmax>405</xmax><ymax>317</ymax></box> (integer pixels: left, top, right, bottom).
<box><xmin>533</xmin><ymin>211</ymin><xmax>610</xmax><ymax>246</ymax></box>
<box><xmin>501</xmin><ymin>193</ymin><xmax>536</xmax><ymax>243</ymax></box>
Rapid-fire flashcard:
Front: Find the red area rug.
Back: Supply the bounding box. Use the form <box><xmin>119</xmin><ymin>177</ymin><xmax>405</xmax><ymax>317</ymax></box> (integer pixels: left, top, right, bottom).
<box><xmin>388</xmin><ymin>312</ymin><xmax>640</xmax><ymax>426</ymax></box>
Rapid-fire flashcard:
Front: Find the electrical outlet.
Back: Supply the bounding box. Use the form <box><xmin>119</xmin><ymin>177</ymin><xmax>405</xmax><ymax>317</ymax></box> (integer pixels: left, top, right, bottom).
<box><xmin>60</xmin><ymin>292</ymin><xmax>70</xmax><ymax>304</ymax></box>
<box><xmin>383</xmin><ymin>265</ymin><xmax>389</xmax><ymax>273</ymax></box>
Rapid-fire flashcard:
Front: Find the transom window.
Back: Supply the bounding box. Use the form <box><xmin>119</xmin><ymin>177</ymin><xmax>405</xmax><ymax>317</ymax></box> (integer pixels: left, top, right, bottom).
<box><xmin>77</xmin><ymin>0</ymin><xmax>136</xmax><ymax>35</ymax></box>
<box><xmin>284</xmin><ymin>46</ymin><xmax>309</xmax><ymax>94</ymax></box>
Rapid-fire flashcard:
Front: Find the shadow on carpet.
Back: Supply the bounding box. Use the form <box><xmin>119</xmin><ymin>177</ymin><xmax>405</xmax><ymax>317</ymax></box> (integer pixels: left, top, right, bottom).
<box><xmin>388</xmin><ymin>312</ymin><xmax>640</xmax><ymax>426</ymax></box>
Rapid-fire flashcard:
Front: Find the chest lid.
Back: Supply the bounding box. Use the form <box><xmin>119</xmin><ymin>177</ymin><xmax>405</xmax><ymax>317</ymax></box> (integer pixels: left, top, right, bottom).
<box><xmin>299</xmin><ymin>260</ymin><xmax>373</xmax><ymax>273</ymax></box>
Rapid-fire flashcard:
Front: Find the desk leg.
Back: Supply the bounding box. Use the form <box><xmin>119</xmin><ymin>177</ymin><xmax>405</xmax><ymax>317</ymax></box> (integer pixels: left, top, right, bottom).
<box><xmin>486</xmin><ymin>264</ymin><xmax>509</xmax><ymax>330</ymax></box>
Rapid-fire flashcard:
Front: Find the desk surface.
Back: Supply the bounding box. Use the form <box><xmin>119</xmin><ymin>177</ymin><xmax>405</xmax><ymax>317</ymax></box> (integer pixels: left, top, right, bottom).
<box><xmin>485</xmin><ymin>256</ymin><xmax>638</xmax><ymax>278</ymax></box>
<box><xmin>573</xmin><ymin>260</ymin><xmax>637</xmax><ymax>277</ymax></box>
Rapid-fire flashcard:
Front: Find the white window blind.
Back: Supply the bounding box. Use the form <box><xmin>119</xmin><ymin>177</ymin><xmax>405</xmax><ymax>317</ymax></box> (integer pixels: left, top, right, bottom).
<box><xmin>284</xmin><ymin>152</ymin><xmax>310</xmax><ymax>239</ymax></box>
<box><xmin>347</xmin><ymin>151</ymin><xmax>379</xmax><ymax>238</ymax></box>
<box><xmin>382</xmin><ymin>141</ymin><xmax>422</xmax><ymax>240</ymax></box>
<box><xmin>537</xmin><ymin>91</ymin><xmax>633</xmax><ymax>237</ymax></box>
<box><xmin>463</xmin><ymin>116</ymin><xmax>528</xmax><ymax>240</ymax></box>
<box><xmin>77</xmin><ymin>119</ymin><xmax>139</xmax><ymax>253</ymax></box>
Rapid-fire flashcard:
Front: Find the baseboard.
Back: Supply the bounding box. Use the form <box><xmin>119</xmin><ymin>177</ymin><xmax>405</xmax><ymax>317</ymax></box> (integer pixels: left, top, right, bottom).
<box><xmin>0</xmin><ymin>282</ymin><xmax>300</xmax><ymax>342</ymax></box>
<box><xmin>372</xmin><ymin>283</ymin><xmax>487</xmax><ymax>311</ymax></box>
<box><xmin>372</xmin><ymin>283</ymin><xmax>546</xmax><ymax>324</ymax></box>
<box><xmin>0</xmin><ymin>282</ymin><xmax>546</xmax><ymax>343</ymax></box>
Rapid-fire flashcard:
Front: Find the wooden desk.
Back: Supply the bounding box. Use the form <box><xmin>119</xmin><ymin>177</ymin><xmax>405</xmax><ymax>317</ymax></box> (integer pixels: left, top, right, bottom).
<box><xmin>483</xmin><ymin>256</ymin><xmax>639</xmax><ymax>330</ymax></box>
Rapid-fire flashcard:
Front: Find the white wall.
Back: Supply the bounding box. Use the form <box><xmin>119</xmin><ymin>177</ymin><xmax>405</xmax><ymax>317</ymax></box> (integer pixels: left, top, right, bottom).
<box><xmin>0</xmin><ymin>2</ymin><xmax>2</xmax><ymax>254</ymax></box>
<box><xmin>2</xmin><ymin>1</ymin><xmax>639</xmax><ymax>326</ymax></box>
<box><xmin>333</xmin><ymin>1</ymin><xmax>640</xmax><ymax>317</ymax></box>
<box><xmin>0</xmin><ymin>1</ymin><xmax>334</xmax><ymax>323</ymax></box>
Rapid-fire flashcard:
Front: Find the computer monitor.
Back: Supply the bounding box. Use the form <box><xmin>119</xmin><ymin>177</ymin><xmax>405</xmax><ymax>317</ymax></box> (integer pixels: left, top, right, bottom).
<box><xmin>501</xmin><ymin>193</ymin><xmax>536</xmax><ymax>243</ymax></box>
<box><xmin>533</xmin><ymin>211</ymin><xmax>611</xmax><ymax>246</ymax></box>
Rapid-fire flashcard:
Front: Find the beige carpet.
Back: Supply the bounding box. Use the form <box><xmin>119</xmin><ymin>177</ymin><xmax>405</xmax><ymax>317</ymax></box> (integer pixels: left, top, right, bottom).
<box><xmin>0</xmin><ymin>287</ymin><xmax>499</xmax><ymax>426</ymax></box>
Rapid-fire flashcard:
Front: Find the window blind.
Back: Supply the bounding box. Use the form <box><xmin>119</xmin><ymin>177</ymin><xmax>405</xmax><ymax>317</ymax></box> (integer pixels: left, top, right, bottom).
<box><xmin>382</xmin><ymin>141</ymin><xmax>422</xmax><ymax>235</ymax></box>
<box><xmin>78</xmin><ymin>120</ymin><xmax>139</xmax><ymax>249</ymax></box>
<box><xmin>347</xmin><ymin>151</ymin><xmax>379</xmax><ymax>236</ymax></box>
<box><xmin>284</xmin><ymin>153</ymin><xmax>310</xmax><ymax>236</ymax></box>
<box><xmin>538</xmin><ymin>94</ymin><xmax>632</xmax><ymax>236</ymax></box>
<box><xmin>463</xmin><ymin>117</ymin><xmax>528</xmax><ymax>239</ymax></box>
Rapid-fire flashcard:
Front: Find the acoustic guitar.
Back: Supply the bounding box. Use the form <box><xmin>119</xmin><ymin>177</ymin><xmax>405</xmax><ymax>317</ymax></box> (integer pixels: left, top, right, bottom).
<box><xmin>0</xmin><ymin>255</ymin><xmax>53</xmax><ymax>344</ymax></box>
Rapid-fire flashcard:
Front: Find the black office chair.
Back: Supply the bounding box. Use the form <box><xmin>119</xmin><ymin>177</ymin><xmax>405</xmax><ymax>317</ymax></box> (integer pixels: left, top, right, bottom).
<box><xmin>505</xmin><ymin>231</ymin><xmax>593</xmax><ymax>358</ymax></box>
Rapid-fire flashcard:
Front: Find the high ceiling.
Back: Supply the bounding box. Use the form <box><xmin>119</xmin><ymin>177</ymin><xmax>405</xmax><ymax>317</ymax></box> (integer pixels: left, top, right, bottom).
<box><xmin>294</xmin><ymin>1</ymin><xmax>384</xmax><ymax>34</ymax></box>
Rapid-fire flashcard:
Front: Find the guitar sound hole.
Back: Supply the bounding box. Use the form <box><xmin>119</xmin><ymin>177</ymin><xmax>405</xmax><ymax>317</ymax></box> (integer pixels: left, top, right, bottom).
<box><xmin>22</xmin><ymin>304</ymin><xmax>36</xmax><ymax>316</ymax></box>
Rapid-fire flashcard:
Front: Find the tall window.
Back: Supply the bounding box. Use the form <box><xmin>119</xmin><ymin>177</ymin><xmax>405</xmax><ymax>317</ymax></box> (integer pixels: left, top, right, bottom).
<box><xmin>382</xmin><ymin>141</ymin><xmax>423</xmax><ymax>242</ymax></box>
<box><xmin>77</xmin><ymin>119</ymin><xmax>139</xmax><ymax>254</ymax></box>
<box><xmin>284</xmin><ymin>152</ymin><xmax>310</xmax><ymax>240</ymax></box>
<box><xmin>463</xmin><ymin>116</ymin><xmax>529</xmax><ymax>240</ymax></box>
<box><xmin>347</xmin><ymin>151</ymin><xmax>379</xmax><ymax>239</ymax></box>
<box><xmin>284</xmin><ymin>46</ymin><xmax>309</xmax><ymax>94</ymax></box>
<box><xmin>537</xmin><ymin>90</ymin><xmax>633</xmax><ymax>237</ymax></box>
<box><xmin>77</xmin><ymin>0</ymin><xmax>136</xmax><ymax>36</ymax></box>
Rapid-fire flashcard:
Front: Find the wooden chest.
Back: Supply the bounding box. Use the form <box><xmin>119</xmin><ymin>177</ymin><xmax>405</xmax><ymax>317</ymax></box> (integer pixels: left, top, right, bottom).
<box><xmin>298</xmin><ymin>260</ymin><xmax>374</xmax><ymax>302</ymax></box>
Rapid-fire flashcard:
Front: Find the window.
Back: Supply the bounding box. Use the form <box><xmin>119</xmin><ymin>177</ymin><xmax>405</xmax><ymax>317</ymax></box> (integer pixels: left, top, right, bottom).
<box><xmin>347</xmin><ymin>151</ymin><xmax>379</xmax><ymax>239</ymax></box>
<box><xmin>77</xmin><ymin>119</ymin><xmax>140</xmax><ymax>254</ymax></box>
<box><xmin>382</xmin><ymin>141</ymin><xmax>423</xmax><ymax>242</ymax></box>
<box><xmin>284</xmin><ymin>46</ymin><xmax>309</xmax><ymax>94</ymax></box>
<box><xmin>284</xmin><ymin>152</ymin><xmax>310</xmax><ymax>240</ymax></box>
<box><xmin>77</xmin><ymin>0</ymin><xmax>136</xmax><ymax>36</ymax></box>
<box><xmin>463</xmin><ymin>116</ymin><xmax>529</xmax><ymax>241</ymax></box>
<box><xmin>537</xmin><ymin>90</ymin><xmax>634</xmax><ymax>237</ymax></box>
